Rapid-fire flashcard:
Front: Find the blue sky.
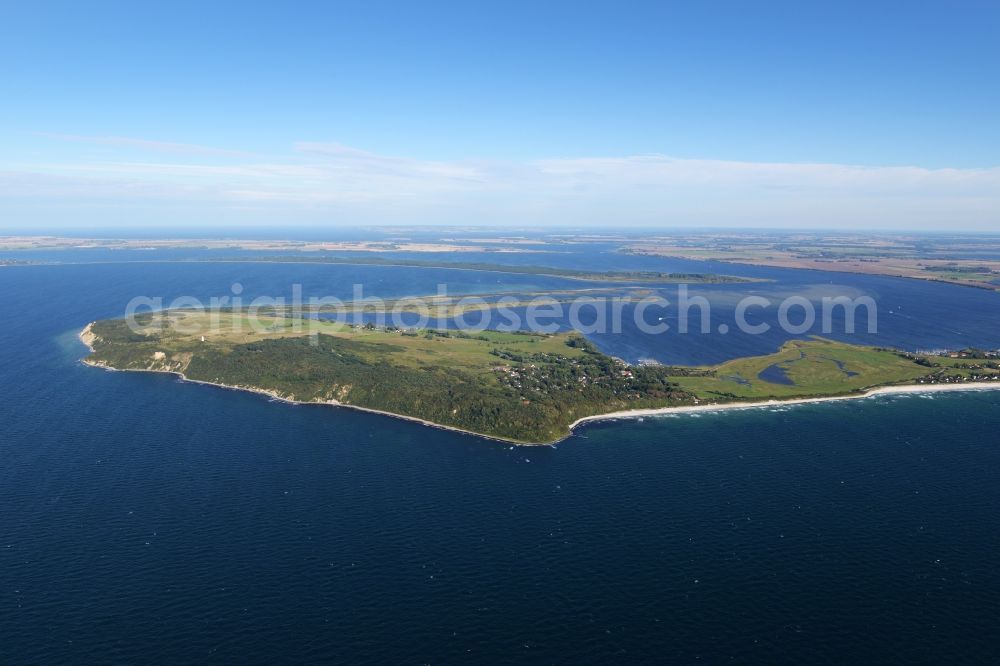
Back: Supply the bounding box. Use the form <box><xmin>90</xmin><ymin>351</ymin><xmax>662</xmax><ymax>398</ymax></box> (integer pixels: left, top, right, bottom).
<box><xmin>2</xmin><ymin>0</ymin><xmax>998</xmax><ymax>230</ymax></box>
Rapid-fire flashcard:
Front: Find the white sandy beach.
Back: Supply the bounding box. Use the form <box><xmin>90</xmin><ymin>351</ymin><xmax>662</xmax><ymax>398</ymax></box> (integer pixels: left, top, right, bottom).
<box><xmin>566</xmin><ymin>381</ymin><xmax>1000</xmax><ymax>433</ymax></box>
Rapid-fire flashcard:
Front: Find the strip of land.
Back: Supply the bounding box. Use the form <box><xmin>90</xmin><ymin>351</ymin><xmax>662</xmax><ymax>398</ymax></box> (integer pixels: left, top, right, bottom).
<box><xmin>0</xmin><ymin>249</ymin><xmax>757</xmax><ymax>285</ymax></box>
<box><xmin>0</xmin><ymin>236</ymin><xmax>537</xmax><ymax>254</ymax></box>
<box><xmin>80</xmin><ymin>310</ymin><xmax>1000</xmax><ymax>444</ymax></box>
<box><xmin>622</xmin><ymin>233</ymin><xmax>1000</xmax><ymax>291</ymax></box>
<box><xmin>198</xmin><ymin>255</ymin><xmax>759</xmax><ymax>284</ymax></box>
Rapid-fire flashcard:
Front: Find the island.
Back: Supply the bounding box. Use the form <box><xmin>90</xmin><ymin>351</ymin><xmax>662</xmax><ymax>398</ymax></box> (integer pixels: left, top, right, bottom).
<box><xmin>80</xmin><ymin>310</ymin><xmax>1000</xmax><ymax>444</ymax></box>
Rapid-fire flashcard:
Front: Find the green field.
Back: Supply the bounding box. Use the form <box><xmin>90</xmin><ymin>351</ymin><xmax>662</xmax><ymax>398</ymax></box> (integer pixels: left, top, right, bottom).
<box><xmin>672</xmin><ymin>339</ymin><xmax>932</xmax><ymax>399</ymax></box>
<box><xmin>83</xmin><ymin>311</ymin><xmax>995</xmax><ymax>443</ymax></box>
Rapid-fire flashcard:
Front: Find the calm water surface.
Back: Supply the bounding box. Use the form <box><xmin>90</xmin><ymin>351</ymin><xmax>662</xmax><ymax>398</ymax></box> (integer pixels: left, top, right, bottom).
<box><xmin>2</xmin><ymin>260</ymin><xmax>1000</xmax><ymax>663</ymax></box>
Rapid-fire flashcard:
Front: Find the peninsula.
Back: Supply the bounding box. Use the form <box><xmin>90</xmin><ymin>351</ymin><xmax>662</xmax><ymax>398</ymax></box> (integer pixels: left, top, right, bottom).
<box><xmin>81</xmin><ymin>310</ymin><xmax>1000</xmax><ymax>444</ymax></box>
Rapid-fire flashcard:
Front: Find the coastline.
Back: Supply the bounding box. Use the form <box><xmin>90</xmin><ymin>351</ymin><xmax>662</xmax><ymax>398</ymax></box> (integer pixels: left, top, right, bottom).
<box><xmin>81</xmin><ymin>359</ymin><xmax>529</xmax><ymax>446</ymax></box>
<box><xmin>78</xmin><ymin>322</ymin><xmax>524</xmax><ymax>445</ymax></box>
<box><xmin>79</xmin><ymin>321</ymin><xmax>96</xmax><ymax>352</ymax></box>
<box><xmin>78</xmin><ymin>322</ymin><xmax>1000</xmax><ymax>446</ymax></box>
<box><xmin>565</xmin><ymin>382</ymin><xmax>1000</xmax><ymax>435</ymax></box>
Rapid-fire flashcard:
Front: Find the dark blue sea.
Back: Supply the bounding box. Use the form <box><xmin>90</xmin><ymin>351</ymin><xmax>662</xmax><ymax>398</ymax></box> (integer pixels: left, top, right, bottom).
<box><xmin>3</xmin><ymin>246</ymin><xmax>1000</xmax><ymax>663</ymax></box>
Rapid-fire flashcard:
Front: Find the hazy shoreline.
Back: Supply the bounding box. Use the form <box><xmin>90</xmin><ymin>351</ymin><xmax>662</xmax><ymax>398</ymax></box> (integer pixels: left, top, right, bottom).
<box><xmin>78</xmin><ymin>323</ymin><xmax>1000</xmax><ymax>446</ymax></box>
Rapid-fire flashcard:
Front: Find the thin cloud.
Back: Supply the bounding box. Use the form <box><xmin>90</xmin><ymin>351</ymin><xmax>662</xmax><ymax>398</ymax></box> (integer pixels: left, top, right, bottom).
<box><xmin>4</xmin><ymin>141</ymin><xmax>999</xmax><ymax>229</ymax></box>
<box><xmin>35</xmin><ymin>132</ymin><xmax>253</xmax><ymax>157</ymax></box>
<box><xmin>295</xmin><ymin>142</ymin><xmax>486</xmax><ymax>182</ymax></box>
